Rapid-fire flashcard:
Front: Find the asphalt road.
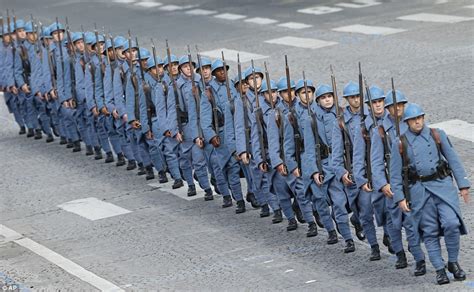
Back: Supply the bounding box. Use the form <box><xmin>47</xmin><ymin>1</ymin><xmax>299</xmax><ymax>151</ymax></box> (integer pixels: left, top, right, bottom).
<box><xmin>0</xmin><ymin>0</ymin><xmax>473</xmax><ymax>290</ymax></box>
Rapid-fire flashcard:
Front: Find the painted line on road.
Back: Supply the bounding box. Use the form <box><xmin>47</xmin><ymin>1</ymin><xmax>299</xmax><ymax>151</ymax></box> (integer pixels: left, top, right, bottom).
<box><xmin>264</xmin><ymin>36</ymin><xmax>338</xmax><ymax>49</ymax></box>
<box><xmin>263</xmin><ymin>259</ymin><xmax>274</xmax><ymax>264</ymax></box>
<box><xmin>397</xmin><ymin>13</ymin><xmax>474</xmax><ymax>23</ymax></box>
<box><xmin>200</xmin><ymin>48</ymin><xmax>268</xmax><ymax>63</ymax></box>
<box><xmin>133</xmin><ymin>1</ymin><xmax>162</xmax><ymax>8</ymax></box>
<box><xmin>0</xmin><ymin>224</ymin><xmax>124</xmax><ymax>291</ymax></box>
<box><xmin>158</xmin><ymin>4</ymin><xmax>185</xmax><ymax>11</ymax></box>
<box><xmin>332</xmin><ymin>24</ymin><xmax>406</xmax><ymax>35</ymax></box>
<box><xmin>112</xmin><ymin>0</ymin><xmax>136</xmax><ymax>3</ymax></box>
<box><xmin>335</xmin><ymin>0</ymin><xmax>381</xmax><ymax>9</ymax></box>
<box><xmin>465</xmin><ymin>5</ymin><xmax>474</xmax><ymax>9</ymax></box>
<box><xmin>429</xmin><ymin>119</ymin><xmax>474</xmax><ymax>142</ymax></box>
<box><xmin>214</xmin><ymin>13</ymin><xmax>247</xmax><ymax>20</ymax></box>
<box><xmin>297</xmin><ymin>6</ymin><xmax>343</xmax><ymax>15</ymax></box>
<box><xmin>284</xmin><ymin>269</ymin><xmax>294</xmax><ymax>273</ymax></box>
<box><xmin>277</xmin><ymin>22</ymin><xmax>313</xmax><ymax>29</ymax></box>
<box><xmin>185</xmin><ymin>9</ymin><xmax>218</xmax><ymax>15</ymax></box>
<box><xmin>58</xmin><ymin>197</ymin><xmax>132</xmax><ymax>221</ymax></box>
<box><xmin>244</xmin><ymin>17</ymin><xmax>278</xmax><ymax>25</ymax></box>
<box><xmin>305</xmin><ymin>280</ymin><xmax>317</xmax><ymax>284</ymax></box>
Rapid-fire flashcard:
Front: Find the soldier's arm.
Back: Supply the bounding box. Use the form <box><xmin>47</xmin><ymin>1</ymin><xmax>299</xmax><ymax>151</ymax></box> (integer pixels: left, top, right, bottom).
<box><xmin>438</xmin><ymin>129</ymin><xmax>471</xmax><ymax>189</ymax></box>
<box><xmin>267</xmin><ymin>110</ymin><xmax>283</xmax><ymax>169</ymax></box>
<box><xmin>302</xmin><ymin>117</ymin><xmax>319</xmax><ymax>179</ymax></box>
<box><xmin>199</xmin><ymin>88</ymin><xmax>215</xmax><ymax>143</ymax></box>
<box><xmin>283</xmin><ymin>114</ymin><xmax>297</xmax><ymax>174</ymax></box>
<box><xmin>370</xmin><ymin>128</ymin><xmax>389</xmax><ymax>192</ymax></box>
<box><xmin>331</xmin><ymin>122</ymin><xmax>347</xmax><ymax>181</ymax></box>
<box><xmin>389</xmin><ymin>137</ymin><xmax>405</xmax><ymax>204</ymax></box>
<box><xmin>353</xmin><ymin>129</ymin><xmax>368</xmax><ymax>188</ymax></box>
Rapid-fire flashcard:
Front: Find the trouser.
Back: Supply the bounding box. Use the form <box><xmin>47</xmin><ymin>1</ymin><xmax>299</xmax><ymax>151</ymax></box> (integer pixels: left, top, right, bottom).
<box><xmin>5</xmin><ymin>93</ymin><xmax>25</xmax><ymax>128</ymax></box>
<box><xmin>34</xmin><ymin>95</ymin><xmax>52</xmax><ymax>135</ymax></box>
<box><xmin>325</xmin><ymin>178</ymin><xmax>353</xmax><ymax>241</ymax></box>
<box><xmin>104</xmin><ymin>115</ymin><xmax>124</xmax><ymax>155</ymax></box>
<box><xmin>96</xmin><ymin>115</ymin><xmax>112</xmax><ymax>153</ymax></box>
<box><xmin>24</xmin><ymin>93</ymin><xmax>39</xmax><ymax>130</ymax></box>
<box><xmin>251</xmin><ymin>159</ymin><xmax>279</xmax><ymax>211</ymax></box>
<box><xmin>309</xmin><ymin>182</ymin><xmax>336</xmax><ymax>232</ymax></box>
<box><xmin>178</xmin><ymin>142</ymin><xmax>210</xmax><ymax>190</ymax></box>
<box><xmin>287</xmin><ymin>174</ymin><xmax>314</xmax><ymax>223</ymax></box>
<box><xmin>271</xmin><ymin>170</ymin><xmax>294</xmax><ymax>220</ymax></box>
<box><xmin>160</xmin><ymin>137</ymin><xmax>182</xmax><ymax>180</ymax></box>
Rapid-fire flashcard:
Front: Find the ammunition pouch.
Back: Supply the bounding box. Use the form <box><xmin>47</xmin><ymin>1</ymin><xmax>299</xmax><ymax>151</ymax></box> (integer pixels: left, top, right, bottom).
<box><xmin>408</xmin><ymin>160</ymin><xmax>451</xmax><ymax>184</ymax></box>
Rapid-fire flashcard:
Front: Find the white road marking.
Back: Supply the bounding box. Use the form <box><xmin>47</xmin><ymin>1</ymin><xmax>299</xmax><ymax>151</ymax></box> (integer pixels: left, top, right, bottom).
<box><xmin>0</xmin><ymin>224</ymin><xmax>124</xmax><ymax>291</ymax></box>
<box><xmin>297</xmin><ymin>6</ymin><xmax>343</xmax><ymax>15</ymax></box>
<box><xmin>158</xmin><ymin>4</ymin><xmax>184</xmax><ymax>11</ymax></box>
<box><xmin>429</xmin><ymin>119</ymin><xmax>474</xmax><ymax>142</ymax></box>
<box><xmin>185</xmin><ymin>9</ymin><xmax>217</xmax><ymax>15</ymax></box>
<box><xmin>58</xmin><ymin>197</ymin><xmax>132</xmax><ymax>221</ymax></box>
<box><xmin>263</xmin><ymin>259</ymin><xmax>274</xmax><ymax>264</ymax></box>
<box><xmin>332</xmin><ymin>24</ymin><xmax>406</xmax><ymax>35</ymax></box>
<box><xmin>134</xmin><ymin>1</ymin><xmax>162</xmax><ymax>8</ymax></box>
<box><xmin>112</xmin><ymin>0</ymin><xmax>136</xmax><ymax>3</ymax></box>
<box><xmin>277</xmin><ymin>22</ymin><xmax>313</xmax><ymax>29</ymax></box>
<box><xmin>200</xmin><ymin>48</ymin><xmax>268</xmax><ymax>63</ymax></box>
<box><xmin>336</xmin><ymin>0</ymin><xmax>381</xmax><ymax>9</ymax></box>
<box><xmin>465</xmin><ymin>5</ymin><xmax>474</xmax><ymax>9</ymax></box>
<box><xmin>244</xmin><ymin>17</ymin><xmax>278</xmax><ymax>25</ymax></box>
<box><xmin>305</xmin><ymin>280</ymin><xmax>317</xmax><ymax>284</ymax></box>
<box><xmin>214</xmin><ymin>13</ymin><xmax>247</xmax><ymax>20</ymax></box>
<box><xmin>264</xmin><ymin>36</ymin><xmax>338</xmax><ymax>49</ymax></box>
<box><xmin>397</xmin><ymin>13</ymin><xmax>474</xmax><ymax>23</ymax></box>
<box><xmin>284</xmin><ymin>269</ymin><xmax>294</xmax><ymax>273</ymax></box>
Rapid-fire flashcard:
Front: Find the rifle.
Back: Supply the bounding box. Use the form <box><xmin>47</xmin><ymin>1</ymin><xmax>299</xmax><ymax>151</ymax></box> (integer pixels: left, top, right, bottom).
<box><xmin>0</xmin><ymin>16</ymin><xmax>4</xmax><ymax>47</ymax></box>
<box><xmin>94</xmin><ymin>23</ymin><xmax>108</xmax><ymax>115</ymax></box>
<box><xmin>285</xmin><ymin>56</ymin><xmax>302</xmax><ymax>173</ymax></box>
<box><xmin>80</xmin><ymin>25</ymin><xmax>89</xmax><ymax>64</ymax></box>
<box><xmin>196</xmin><ymin>47</ymin><xmax>219</xmax><ymax>134</ymax></box>
<box><xmin>251</xmin><ymin>59</ymin><xmax>268</xmax><ymax>169</ymax></box>
<box><xmin>165</xmin><ymin>40</ymin><xmax>183</xmax><ymax>137</ymax></box>
<box><xmin>330</xmin><ymin>65</ymin><xmax>353</xmax><ymax>181</ymax></box>
<box><xmin>15</xmin><ymin>13</ymin><xmax>31</xmax><ymax>89</ymax></box>
<box><xmin>54</xmin><ymin>17</ymin><xmax>69</xmax><ymax>103</ymax></box>
<box><xmin>362</xmin><ymin>76</ymin><xmax>380</xmax><ymax>190</ymax></box>
<box><xmin>221</xmin><ymin>51</ymin><xmax>235</xmax><ymax>115</ymax></box>
<box><xmin>237</xmin><ymin>53</ymin><xmax>251</xmax><ymax>157</ymax></box>
<box><xmin>136</xmin><ymin>36</ymin><xmax>154</xmax><ymax>129</ymax></box>
<box><xmin>304</xmin><ymin>71</ymin><xmax>324</xmax><ymax>180</ymax></box>
<box><xmin>65</xmin><ymin>17</ymin><xmax>77</xmax><ymax>108</ymax></box>
<box><xmin>187</xmin><ymin>45</ymin><xmax>204</xmax><ymax>140</ymax></box>
<box><xmin>127</xmin><ymin>30</ymin><xmax>140</xmax><ymax>128</ymax></box>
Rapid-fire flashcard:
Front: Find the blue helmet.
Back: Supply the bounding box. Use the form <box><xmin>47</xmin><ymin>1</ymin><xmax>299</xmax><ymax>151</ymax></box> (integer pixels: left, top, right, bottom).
<box><xmin>41</xmin><ymin>26</ymin><xmax>51</xmax><ymax>39</ymax></box>
<box><xmin>105</xmin><ymin>39</ymin><xmax>113</xmax><ymax>51</ymax></box>
<box><xmin>211</xmin><ymin>59</ymin><xmax>229</xmax><ymax>74</ymax></box>
<box><xmin>113</xmin><ymin>36</ymin><xmax>127</xmax><ymax>49</ymax></box>
<box><xmin>138</xmin><ymin>48</ymin><xmax>150</xmax><ymax>60</ymax></box>
<box><xmin>233</xmin><ymin>72</ymin><xmax>246</xmax><ymax>86</ymax></box>
<box><xmin>71</xmin><ymin>32</ymin><xmax>83</xmax><ymax>43</ymax></box>
<box><xmin>260</xmin><ymin>79</ymin><xmax>278</xmax><ymax>93</ymax></box>
<box><xmin>295</xmin><ymin>79</ymin><xmax>315</xmax><ymax>93</ymax></box>
<box><xmin>384</xmin><ymin>90</ymin><xmax>408</xmax><ymax>107</ymax></box>
<box><xmin>91</xmin><ymin>34</ymin><xmax>105</xmax><ymax>46</ymax></box>
<box><xmin>2</xmin><ymin>25</ymin><xmax>9</xmax><ymax>35</ymax></box>
<box><xmin>49</xmin><ymin>22</ymin><xmax>65</xmax><ymax>35</ymax></box>
<box><xmin>178</xmin><ymin>55</ymin><xmax>196</xmax><ymax>68</ymax></box>
<box><xmin>244</xmin><ymin>66</ymin><xmax>264</xmax><ymax>81</ymax></box>
<box><xmin>122</xmin><ymin>40</ymin><xmax>137</xmax><ymax>52</ymax></box>
<box><xmin>146</xmin><ymin>57</ymin><xmax>156</xmax><ymax>70</ymax></box>
<box><xmin>15</xmin><ymin>19</ymin><xmax>26</xmax><ymax>31</ymax></box>
<box><xmin>84</xmin><ymin>32</ymin><xmax>95</xmax><ymax>45</ymax></box>
<box><xmin>343</xmin><ymin>81</ymin><xmax>359</xmax><ymax>97</ymax></box>
<box><xmin>154</xmin><ymin>56</ymin><xmax>164</xmax><ymax>66</ymax></box>
<box><xmin>24</xmin><ymin>21</ymin><xmax>33</xmax><ymax>33</ymax></box>
<box><xmin>365</xmin><ymin>85</ymin><xmax>385</xmax><ymax>103</ymax></box>
<box><xmin>403</xmin><ymin>103</ymin><xmax>425</xmax><ymax>121</ymax></box>
<box><xmin>164</xmin><ymin>54</ymin><xmax>178</xmax><ymax>67</ymax></box>
<box><xmin>277</xmin><ymin>77</ymin><xmax>296</xmax><ymax>92</ymax></box>
<box><xmin>196</xmin><ymin>57</ymin><xmax>212</xmax><ymax>73</ymax></box>
<box><xmin>315</xmin><ymin>84</ymin><xmax>333</xmax><ymax>99</ymax></box>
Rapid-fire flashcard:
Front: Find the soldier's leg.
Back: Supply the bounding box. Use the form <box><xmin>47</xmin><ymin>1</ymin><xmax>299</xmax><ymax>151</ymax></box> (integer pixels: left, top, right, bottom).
<box><xmin>105</xmin><ymin>116</ymin><xmax>123</xmax><ymax>156</ymax></box>
<box><xmin>178</xmin><ymin>144</ymin><xmax>195</xmax><ymax>187</ymax></box>
<box><xmin>261</xmin><ymin>171</ymin><xmax>281</xmax><ymax>213</ymax></box>
<box><xmin>34</xmin><ymin>96</ymin><xmax>53</xmax><ymax>137</ymax></box>
<box><xmin>404</xmin><ymin>213</ymin><xmax>425</xmax><ymax>263</ymax></box>
<box><xmin>25</xmin><ymin>94</ymin><xmax>40</xmax><ymax>131</ymax></box>
<box><xmin>190</xmin><ymin>144</ymin><xmax>211</xmax><ymax>191</ymax></box>
<box><xmin>420</xmin><ymin>196</ymin><xmax>444</xmax><ymax>270</ymax></box>
<box><xmin>328</xmin><ymin>179</ymin><xmax>353</xmax><ymax>241</ymax></box>
<box><xmin>290</xmin><ymin>175</ymin><xmax>314</xmax><ymax>224</ymax></box>
<box><xmin>209</xmin><ymin>152</ymin><xmax>229</xmax><ymax>196</ymax></box>
<box><xmin>434</xmin><ymin>196</ymin><xmax>461</xmax><ymax>264</ymax></box>
<box><xmin>358</xmin><ymin>189</ymin><xmax>378</xmax><ymax>247</ymax></box>
<box><xmin>310</xmin><ymin>184</ymin><xmax>335</xmax><ymax>232</ymax></box>
<box><xmin>162</xmin><ymin>138</ymin><xmax>182</xmax><ymax>180</ymax></box>
<box><xmin>146</xmin><ymin>138</ymin><xmax>166</xmax><ymax>172</ymax></box>
<box><xmin>271</xmin><ymin>171</ymin><xmax>294</xmax><ymax>221</ymax></box>
<box><xmin>6</xmin><ymin>94</ymin><xmax>26</xmax><ymax>131</ymax></box>
<box><xmin>96</xmin><ymin>115</ymin><xmax>113</xmax><ymax>156</ymax></box>
<box><xmin>225</xmin><ymin>157</ymin><xmax>244</xmax><ymax>202</ymax></box>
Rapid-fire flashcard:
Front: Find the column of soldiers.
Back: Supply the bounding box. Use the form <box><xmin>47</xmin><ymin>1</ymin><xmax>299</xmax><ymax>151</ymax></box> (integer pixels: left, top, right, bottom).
<box><xmin>0</xmin><ymin>15</ymin><xmax>470</xmax><ymax>285</ymax></box>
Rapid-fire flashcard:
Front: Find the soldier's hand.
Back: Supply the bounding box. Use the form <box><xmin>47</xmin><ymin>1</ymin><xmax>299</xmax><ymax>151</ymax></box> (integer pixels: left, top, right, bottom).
<box><xmin>210</xmin><ymin>136</ymin><xmax>220</xmax><ymax>148</ymax></box>
<box><xmin>381</xmin><ymin>184</ymin><xmax>393</xmax><ymax>198</ymax></box>
<box><xmin>21</xmin><ymin>84</ymin><xmax>31</xmax><ymax>94</ymax></box>
<box><xmin>112</xmin><ymin>110</ymin><xmax>119</xmax><ymax>120</ymax></box>
<box><xmin>313</xmin><ymin>173</ymin><xmax>323</xmax><ymax>186</ymax></box>
<box><xmin>362</xmin><ymin>183</ymin><xmax>373</xmax><ymax>192</ymax></box>
<box><xmin>101</xmin><ymin>107</ymin><xmax>110</xmax><ymax>116</ymax></box>
<box><xmin>259</xmin><ymin>162</ymin><xmax>268</xmax><ymax>173</ymax></box>
<box><xmin>277</xmin><ymin>164</ymin><xmax>288</xmax><ymax>176</ymax></box>
<box><xmin>92</xmin><ymin>107</ymin><xmax>99</xmax><ymax>117</ymax></box>
<box><xmin>131</xmin><ymin>120</ymin><xmax>141</xmax><ymax>129</ymax></box>
<box><xmin>293</xmin><ymin>168</ymin><xmax>301</xmax><ymax>178</ymax></box>
<box><xmin>50</xmin><ymin>90</ymin><xmax>57</xmax><ymax>99</ymax></box>
<box><xmin>460</xmin><ymin>188</ymin><xmax>470</xmax><ymax>204</ymax></box>
<box><xmin>122</xmin><ymin>114</ymin><xmax>128</xmax><ymax>123</ymax></box>
<box><xmin>240</xmin><ymin>152</ymin><xmax>250</xmax><ymax>165</ymax></box>
<box><xmin>398</xmin><ymin>199</ymin><xmax>411</xmax><ymax>213</ymax></box>
<box><xmin>11</xmin><ymin>86</ymin><xmax>18</xmax><ymax>95</ymax></box>
<box><xmin>146</xmin><ymin>130</ymin><xmax>154</xmax><ymax>140</ymax></box>
<box><xmin>164</xmin><ymin>130</ymin><xmax>171</xmax><ymax>137</ymax></box>
<box><xmin>175</xmin><ymin>132</ymin><xmax>183</xmax><ymax>143</ymax></box>
<box><xmin>63</xmin><ymin>101</ymin><xmax>70</xmax><ymax>108</ymax></box>
<box><xmin>195</xmin><ymin>137</ymin><xmax>204</xmax><ymax>148</ymax></box>
<box><xmin>342</xmin><ymin>172</ymin><xmax>354</xmax><ymax>186</ymax></box>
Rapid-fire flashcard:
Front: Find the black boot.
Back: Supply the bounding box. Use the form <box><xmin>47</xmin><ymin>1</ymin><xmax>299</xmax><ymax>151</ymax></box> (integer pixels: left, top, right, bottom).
<box><xmin>126</xmin><ymin>160</ymin><xmax>137</xmax><ymax>170</ymax></box>
<box><xmin>19</xmin><ymin>126</ymin><xmax>26</xmax><ymax>135</ymax></box>
<box><xmin>85</xmin><ymin>145</ymin><xmax>94</xmax><ymax>155</ymax></box>
<box><xmin>414</xmin><ymin>260</ymin><xmax>426</xmax><ymax>276</ymax></box>
<box><xmin>137</xmin><ymin>163</ymin><xmax>146</xmax><ymax>176</ymax></box>
<box><xmin>245</xmin><ymin>192</ymin><xmax>260</xmax><ymax>209</ymax></box>
<box><xmin>327</xmin><ymin>230</ymin><xmax>338</xmax><ymax>245</ymax></box>
<box><xmin>350</xmin><ymin>215</ymin><xmax>365</xmax><ymax>241</ymax></box>
<box><xmin>59</xmin><ymin>136</ymin><xmax>68</xmax><ymax>145</ymax></box>
<box><xmin>94</xmin><ymin>146</ymin><xmax>103</xmax><ymax>160</ymax></box>
<box><xmin>313</xmin><ymin>210</ymin><xmax>324</xmax><ymax>228</ymax></box>
<box><xmin>436</xmin><ymin>268</ymin><xmax>450</xmax><ymax>285</ymax></box>
<box><xmin>292</xmin><ymin>200</ymin><xmax>305</xmax><ymax>224</ymax></box>
<box><xmin>395</xmin><ymin>251</ymin><xmax>408</xmax><ymax>269</ymax></box>
<box><xmin>306</xmin><ymin>222</ymin><xmax>318</xmax><ymax>237</ymax></box>
<box><xmin>34</xmin><ymin>129</ymin><xmax>43</xmax><ymax>140</ymax></box>
<box><xmin>286</xmin><ymin>218</ymin><xmax>298</xmax><ymax>231</ymax></box>
<box><xmin>383</xmin><ymin>233</ymin><xmax>395</xmax><ymax>254</ymax></box>
<box><xmin>187</xmin><ymin>185</ymin><xmax>197</xmax><ymax>197</ymax></box>
<box><xmin>158</xmin><ymin>170</ymin><xmax>168</xmax><ymax>183</ymax></box>
<box><xmin>344</xmin><ymin>239</ymin><xmax>355</xmax><ymax>253</ymax></box>
<box><xmin>66</xmin><ymin>139</ymin><xmax>74</xmax><ymax>148</ymax></box>
<box><xmin>272</xmin><ymin>209</ymin><xmax>283</xmax><ymax>224</ymax></box>
<box><xmin>116</xmin><ymin>153</ymin><xmax>126</xmax><ymax>167</ymax></box>
<box><xmin>72</xmin><ymin>141</ymin><xmax>81</xmax><ymax>152</ymax></box>
<box><xmin>260</xmin><ymin>204</ymin><xmax>270</xmax><ymax>218</ymax></box>
<box><xmin>26</xmin><ymin>128</ymin><xmax>35</xmax><ymax>138</ymax></box>
<box><xmin>105</xmin><ymin>152</ymin><xmax>114</xmax><ymax>163</ymax></box>
<box><xmin>447</xmin><ymin>262</ymin><xmax>466</xmax><ymax>281</ymax></box>
<box><xmin>210</xmin><ymin>176</ymin><xmax>220</xmax><ymax>195</ymax></box>
<box><xmin>204</xmin><ymin>188</ymin><xmax>214</xmax><ymax>201</ymax></box>
<box><xmin>236</xmin><ymin>200</ymin><xmax>246</xmax><ymax>214</ymax></box>
<box><xmin>172</xmin><ymin>179</ymin><xmax>184</xmax><ymax>189</ymax></box>
<box><xmin>46</xmin><ymin>134</ymin><xmax>54</xmax><ymax>143</ymax></box>
<box><xmin>145</xmin><ymin>165</ymin><xmax>155</xmax><ymax>180</ymax></box>
<box><xmin>369</xmin><ymin>244</ymin><xmax>381</xmax><ymax>261</ymax></box>
<box><xmin>222</xmin><ymin>195</ymin><xmax>233</xmax><ymax>208</ymax></box>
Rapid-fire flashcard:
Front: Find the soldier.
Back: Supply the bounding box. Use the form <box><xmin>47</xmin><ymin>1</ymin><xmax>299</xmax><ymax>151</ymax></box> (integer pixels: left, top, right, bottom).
<box><xmin>303</xmin><ymin>83</ymin><xmax>354</xmax><ymax>253</ymax></box>
<box><xmin>370</xmin><ymin>90</ymin><xmax>426</xmax><ymax>273</ymax></box>
<box><xmin>200</xmin><ymin>58</ymin><xmax>246</xmax><ymax>213</ymax></box>
<box><xmin>391</xmin><ymin>103</ymin><xmax>470</xmax><ymax>285</ymax></box>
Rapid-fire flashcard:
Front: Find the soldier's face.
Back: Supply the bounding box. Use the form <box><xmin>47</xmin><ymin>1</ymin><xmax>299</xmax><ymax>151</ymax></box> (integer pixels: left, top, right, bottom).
<box><xmin>169</xmin><ymin>62</ymin><xmax>179</xmax><ymax>75</ymax></box>
<box><xmin>201</xmin><ymin>65</ymin><xmax>212</xmax><ymax>81</ymax></box>
<box><xmin>180</xmin><ymin>63</ymin><xmax>194</xmax><ymax>78</ymax></box>
<box><xmin>140</xmin><ymin>59</ymin><xmax>148</xmax><ymax>69</ymax></box>
<box><xmin>16</xmin><ymin>28</ymin><xmax>26</xmax><ymax>39</ymax></box>
<box><xmin>214</xmin><ymin>68</ymin><xmax>226</xmax><ymax>82</ymax></box>
<box><xmin>298</xmin><ymin>88</ymin><xmax>313</xmax><ymax>105</ymax></box>
<box><xmin>97</xmin><ymin>42</ymin><xmax>105</xmax><ymax>54</ymax></box>
<box><xmin>27</xmin><ymin>32</ymin><xmax>37</xmax><ymax>42</ymax></box>
<box><xmin>107</xmin><ymin>49</ymin><xmax>115</xmax><ymax>61</ymax></box>
<box><xmin>280</xmin><ymin>89</ymin><xmax>295</xmax><ymax>103</ymax></box>
<box><xmin>115</xmin><ymin>48</ymin><xmax>124</xmax><ymax>59</ymax></box>
<box><xmin>346</xmin><ymin>95</ymin><xmax>360</xmax><ymax>109</ymax></box>
<box><xmin>407</xmin><ymin>115</ymin><xmax>424</xmax><ymax>133</ymax></box>
<box><xmin>388</xmin><ymin>103</ymin><xmax>405</xmax><ymax>118</ymax></box>
<box><xmin>149</xmin><ymin>67</ymin><xmax>157</xmax><ymax>77</ymax></box>
<box><xmin>157</xmin><ymin>64</ymin><xmax>164</xmax><ymax>76</ymax></box>
<box><xmin>74</xmin><ymin>40</ymin><xmax>85</xmax><ymax>53</ymax></box>
<box><xmin>247</xmin><ymin>74</ymin><xmax>262</xmax><ymax>90</ymax></box>
<box><xmin>125</xmin><ymin>48</ymin><xmax>137</xmax><ymax>62</ymax></box>
<box><xmin>318</xmin><ymin>93</ymin><xmax>334</xmax><ymax>109</ymax></box>
<box><xmin>52</xmin><ymin>30</ymin><xmax>63</xmax><ymax>42</ymax></box>
<box><xmin>369</xmin><ymin>99</ymin><xmax>385</xmax><ymax>117</ymax></box>
<box><xmin>236</xmin><ymin>81</ymin><xmax>249</xmax><ymax>95</ymax></box>
<box><xmin>264</xmin><ymin>90</ymin><xmax>278</xmax><ymax>104</ymax></box>
<box><xmin>3</xmin><ymin>34</ymin><xmax>11</xmax><ymax>43</ymax></box>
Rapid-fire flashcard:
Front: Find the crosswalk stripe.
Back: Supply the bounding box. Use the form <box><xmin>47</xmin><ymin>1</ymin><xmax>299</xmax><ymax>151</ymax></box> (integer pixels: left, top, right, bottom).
<box><xmin>264</xmin><ymin>36</ymin><xmax>338</xmax><ymax>49</ymax></box>
<box><xmin>58</xmin><ymin>197</ymin><xmax>132</xmax><ymax>221</ymax></box>
<box><xmin>244</xmin><ymin>17</ymin><xmax>278</xmax><ymax>25</ymax></box>
<box><xmin>277</xmin><ymin>22</ymin><xmax>313</xmax><ymax>29</ymax></box>
<box><xmin>199</xmin><ymin>48</ymin><xmax>268</xmax><ymax>63</ymax></box>
<box><xmin>465</xmin><ymin>4</ymin><xmax>474</xmax><ymax>9</ymax></box>
<box><xmin>112</xmin><ymin>0</ymin><xmax>136</xmax><ymax>3</ymax></box>
<box><xmin>335</xmin><ymin>0</ymin><xmax>381</xmax><ymax>9</ymax></box>
<box><xmin>134</xmin><ymin>1</ymin><xmax>162</xmax><ymax>8</ymax></box>
<box><xmin>429</xmin><ymin>119</ymin><xmax>474</xmax><ymax>143</ymax></box>
<box><xmin>332</xmin><ymin>24</ymin><xmax>406</xmax><ymax>35</ymax></box>
<box><xmin>297</xmin><ymin>6</ymin><xmax>343</xmax><ymax>15</ymax></box>
<box><xmin>185</xmin><ymin>9</ymin><xmax>218</xmax><ymax>15</ymax></box>
<box><xmin>397</xmin><ymin>13</ymin><xmax>474</xmax><ymax>23</ymax></box>
<box><xmin>158</xmin><ymin>4</ymin><xmax>185</xmax><ymax>11</ymax></box>
<box><xmin>214</xmin><ymin>13</ymin><xmax>247</xmax><ymax>20</ymax></box>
